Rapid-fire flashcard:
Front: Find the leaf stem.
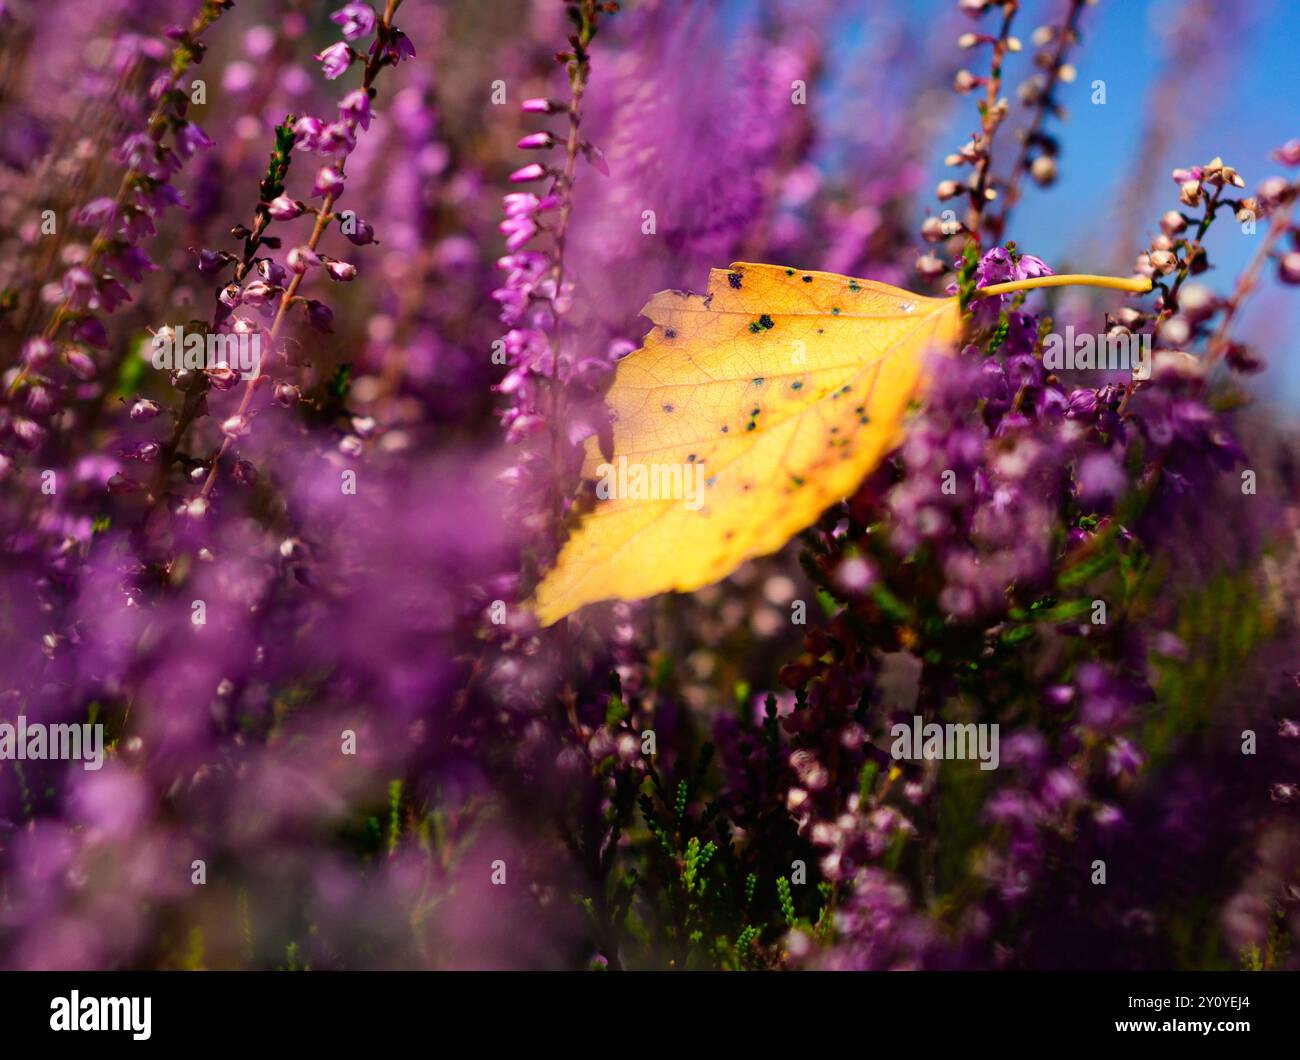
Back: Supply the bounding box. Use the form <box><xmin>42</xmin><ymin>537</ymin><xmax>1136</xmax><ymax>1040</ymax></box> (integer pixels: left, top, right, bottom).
<box><xmin>972</xmin><ymin>273</ymin><xmax>1153</xmax><ymax>299</ymax></box>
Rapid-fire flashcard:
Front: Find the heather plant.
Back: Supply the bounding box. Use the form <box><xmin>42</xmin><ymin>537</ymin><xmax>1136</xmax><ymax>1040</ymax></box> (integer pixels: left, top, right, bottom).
<box><xmin>0</xmin><ymin>0</ymin><xmax>1297</xmax><ymax>974</ymax></box>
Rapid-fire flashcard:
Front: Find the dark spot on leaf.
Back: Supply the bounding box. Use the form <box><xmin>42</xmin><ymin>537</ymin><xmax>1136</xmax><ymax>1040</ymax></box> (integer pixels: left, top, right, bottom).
<box><xmin>832</xmin><ymin>307</ymin><xmax>841</xmax><ymax>315</ymax></box>
<box><xmin>758</xmin><ymin>314</ymin><xmax>775</xmax><ymax>330</ymax></box>
<box><xmin>752</xmin><ymin>377</ymin><xmax>764</xmax><ymax>386</ymax></box>
<box><xmin>791</xmin><ymin>380</ymin><xmax>803</xmax><ymax>390</ymax></box>
<box><xmin>663</xmin><ymin>403</ymin><xmax>674</xmax><ymax>413</ymax></box>
<box><xmin>802</xmin><ymin>275</ymin><xmax>813</xmax><ymax>283</ymax></box>
<box><xmin>785</xmin><ymin>268</ymin><xmax>794</xmax><ymax>276</ymax></box>
<box><xmin>848</xmin><ymin>280</ymin><xmax>861</xmax><ymax>292</ymax></box>
<box><xmin>728</xmin><ymin>272</ymin><xmax>742</xmax><ymax>289</ymax></box>
<box><xmin>665</xmin><ymin>328</ymin><xmax>676</xmax><ymax>339</ymax></box>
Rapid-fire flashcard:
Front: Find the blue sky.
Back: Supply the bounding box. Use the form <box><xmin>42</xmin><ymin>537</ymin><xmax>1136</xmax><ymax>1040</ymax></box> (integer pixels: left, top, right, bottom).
<box><xmin>826</xmin><ymin>0</ymin><xmax>1300</xmax><ymax>411</ymax></box>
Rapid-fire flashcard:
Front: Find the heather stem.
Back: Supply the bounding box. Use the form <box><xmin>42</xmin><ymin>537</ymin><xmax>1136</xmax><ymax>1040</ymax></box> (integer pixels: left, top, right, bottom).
<box><xmin>197</xmin><ymin>0</ymin><xmax>404</xmax><ymax>501</ymax></box>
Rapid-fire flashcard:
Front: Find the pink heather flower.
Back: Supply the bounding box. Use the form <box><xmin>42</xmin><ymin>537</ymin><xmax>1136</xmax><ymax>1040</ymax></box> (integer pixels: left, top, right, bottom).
<box><xmin>1279</xmin><ymin>252</ymin><xmax>1300</xmax><ymax>286</ymax></box>
<box><xmin>330</xmin><ymin>2</ymin><xmax>376</xmax><ymax>41</ymax></box>
<box><xmin>521</xmin><ymin>97</ymin><xmax>565</xmax><ymax>114</ymax></box>
<box><xmin>318</xmin><ymin>121</ymin><xmax>357</xmax><ymax>157</ymax></box>
<box><xmin>207</xmin><ymin>365</ymin><xmax>240</xmax><ymax>390</ymax></box>
<box><xmin>267</xmin><ymin>195</ymin><xmax>305</xmax><ymax>220</ymax></box>
<box><xmin>1272</xmin><ymin>139</ymin><xmax>1300</xmax><ymax>166</ymax></box>
<box><xmin>129</xmin><ymin>399</ymin><xmax>161</xmax><ymax>422</ymax></box>
<box><xmin>11</xmin><ymin>417</ymin><xmax>46</xmax><ymax>450</ymax></box>
<box><xmin>218</xmin><ymin>283</ymin><xmax>243</xmax><ymax>308</ymax></box>
<box><xmin>274</xmin><ymin>382</ymin><xmax>301</xmax><ymax>406</ymax></box>
<box><xmin>21</xmin><ymin>337</ymin><xmax>56</xmax><ymax>368</ymax></box>
<box><xmin>315</xmin><ymin>42</ymin><xmax>354</xmax><ymax>81</ymax></box>
<box><xmin>503</xmin><ymin>192</ymin><xmax>541</xmax><ymax>217</ymax></box>
<box><xmin>25</xmin><ymin>386</ymin><xmax>56</xmax><ymax>416</ymax></box>
<box><xmin>313</xmin><ymin>166</ymin><xmax>346</xmax><ymax>198</ymax></box>
<box><xmin>287</xmin><ymin>246</ymin><xmax>322</xmax><ymax>273</ymax></box>
<box><xmin>324</xmin><ymin>259</ymin><xmax>357</xmax><ymax>281</ymax></box>
<box><xmin>292</xmin><ymin>115</ymin><xmax>324</xmax><ymax>150</ymax></box>
<box><xmin>516</xmin><ymin>132</ymin><xmax>555</xmax><ymax>150</ymax></box>
<box><xmin>340</xmin><ymin>88</ymin><xmax>372</xmax><ymax>130</ymax></box>
<box><xmin>510</xmin><ymin>163</ymin><xmax>546</xmax><ymax>183</ymax></box>
<box><xmin>499</xmin><ymin>216</ymin><xmax>537</xmax><ymax>252</ymax></box>
<box><xmin>65</xmin><ymin>349</ymin><xmax>97</xmax><ymax>380</ymax></box>
<box><xmin>241</xmin><ymin>280</ymin><xmax>277</xmax><ymax>307</ymax></box>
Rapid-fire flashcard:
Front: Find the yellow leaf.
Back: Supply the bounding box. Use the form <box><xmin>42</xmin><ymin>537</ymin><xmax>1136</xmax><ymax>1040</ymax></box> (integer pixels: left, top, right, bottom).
<box><xmin>533</xmin><ymin>262</ymin><xmax>1150</xmax><ymax>626</ymax></box>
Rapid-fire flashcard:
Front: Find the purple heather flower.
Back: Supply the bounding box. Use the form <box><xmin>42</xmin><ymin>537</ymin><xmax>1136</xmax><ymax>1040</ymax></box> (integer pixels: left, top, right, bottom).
<box><xmin>371</xmin><ymin>29</ymin><xmax>415</xmax><ymax>65</ymax></box>
<box><xmin>197</xmin><ymin>249</ymin><xmax>228</xmax><ymax>275</ymax></box>
<box><xmin>257</xmin><ymin>259</ymin><xmax>289</xmax><ymax>286</ymax></box>
<box><xmin>72</xmin><ymin>317</ymin><xmax>108</xmax><ymax>348</ymax></box>
<box><xmin>77</xmin><ymin>197</ymin><xmax>118</xmax><ymax>229</ymax></box>
<box><xmin>305</xmin><ymin>299</ymin><xmax>334</xmax><ymax>332</ymax></box>
<box><xmin>61</xmin><ymin>267</ymin><xmax>96</xmax><ymax>308</ymax></box>
<box><xmin>343</xmin><ymin>218</ymin><xmax>376</xmax><ymax>245</ymax></box>
<box><xmin>175</xmin><ymin>122</ymin><xmax>214</xmax><ymax>159</ymax></box>
<box><xmin>96</xmin><ymin>277</ymin><xmax>132</xmax><ymax>313</ymax></box>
